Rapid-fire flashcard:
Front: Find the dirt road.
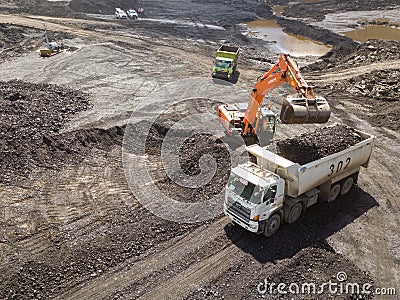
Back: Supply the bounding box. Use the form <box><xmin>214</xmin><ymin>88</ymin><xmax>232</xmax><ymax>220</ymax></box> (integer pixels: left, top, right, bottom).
<box><xmin>311</xmin><ymin>60</ymin><xmax>400</xmax><ymax>83</ymax></box>
<box><xmin>0</xmin><ymin>1</ymin><xmax>399</xmax><ymax>299</ymax></box>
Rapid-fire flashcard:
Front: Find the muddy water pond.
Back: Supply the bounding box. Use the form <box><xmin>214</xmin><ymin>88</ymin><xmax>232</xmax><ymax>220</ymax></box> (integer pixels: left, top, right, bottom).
<box><xmin>245</xmin><ymin>19</ymin><xmax>331</xmax><ymax>57</ymax></box>
<box><xmin>312</xmin><ymin>8</ymin><xmax>400</xmax><ymax>42</ymax></box>
<box><xmin>343</xmin><ymin>25</ymin><xmax>400</xmax><ymax>42</ymax></box>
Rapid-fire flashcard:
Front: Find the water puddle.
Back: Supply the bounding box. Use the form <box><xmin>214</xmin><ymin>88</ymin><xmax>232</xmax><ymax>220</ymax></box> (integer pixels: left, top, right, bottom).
<box><xmin>312</xmin><ymin>8</ymin><xmax>400</xmax><ymax>42</ymax></box>
<box><xmin>343</xmin><ymin>25</ymin><xmax>400</xmax><ymax>42</ymax></box>
<box><xmin>245</xmin><ymin>19</ymin><xmax>331</xmax><ymax>57</ymax></box>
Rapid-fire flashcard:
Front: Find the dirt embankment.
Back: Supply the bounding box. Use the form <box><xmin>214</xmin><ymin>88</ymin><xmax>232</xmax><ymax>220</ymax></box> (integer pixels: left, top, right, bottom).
<box><xmin>125</xmin><ymin>99</ymin><xmax>232</xmax><ymax>205</ymax></box>
<box><xmin>276</xmin><ymin>17</ymin><xmax>357</xmax><ymax>55</ymax></box>
<box><xmin>0</xmin><ymin>80</ymin><xmax>124</xmax><ymax>184</ymax></box>
<box><xmin>306</xmin><ymin>40</ymin><xmax>400</xmax><ymax>132</ymax></box>
<box><xmin>244</xmin><ymin>2</ymin><xmax>359</xmax><ymax>58</ymax></box>
<box><xmin>306</xmin><ymin>40</ymin><xmax>400</xmax><ymax>71</ymax></box>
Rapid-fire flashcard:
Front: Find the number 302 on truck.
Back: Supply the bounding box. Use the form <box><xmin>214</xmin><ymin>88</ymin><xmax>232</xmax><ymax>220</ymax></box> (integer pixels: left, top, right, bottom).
<box><xmin>224</xmin><ymin>125</ymin><xmax>376</xmax><ymax>237</ymax></box>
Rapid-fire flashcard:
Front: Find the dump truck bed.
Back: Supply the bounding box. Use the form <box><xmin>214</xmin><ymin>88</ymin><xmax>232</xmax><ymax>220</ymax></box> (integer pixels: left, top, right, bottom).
<box><xmin>216</xmin><ymin>45</ymin><xmax>239</xmax><ymax>61</ymax></box>
<box><xmin>218</xmin><ymin>45</ymin><xmax>239</xmax><ymax>53</ymax></box>
<box><xmin>246</xmin><ymin>126</ymin><xmax>375</xmax><ymax>197</ymax></box>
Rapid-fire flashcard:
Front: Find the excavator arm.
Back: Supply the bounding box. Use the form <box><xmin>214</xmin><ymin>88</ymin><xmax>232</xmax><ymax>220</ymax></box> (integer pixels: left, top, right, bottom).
<box><xmin>243</xmin><ymin>54</ymin><xmax>330</xmax><ymax>135</ymax></box>
<box><xmin>217</xmin><ymin>53</ymin><xmax>330</xmax><ymax>146</ymax></box>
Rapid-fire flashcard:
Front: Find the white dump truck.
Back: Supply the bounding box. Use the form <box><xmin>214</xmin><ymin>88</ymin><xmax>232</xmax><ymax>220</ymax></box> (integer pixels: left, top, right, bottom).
<box><xmin>224</xmin><ymin>125</ymin><xmax>375</xmax><ymax>237</ymax></box>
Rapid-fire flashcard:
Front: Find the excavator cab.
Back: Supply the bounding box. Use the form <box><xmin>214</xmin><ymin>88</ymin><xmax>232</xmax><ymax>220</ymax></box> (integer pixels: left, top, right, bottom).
<box><xmin>280</xmin><ymin>95</ymin><xmax>331</xmax><ymax>124</ymax></box>
<box><xmin>256</xmin><ymin>106</ymin><xmax>276</xmax><ymax>146</ymax></box>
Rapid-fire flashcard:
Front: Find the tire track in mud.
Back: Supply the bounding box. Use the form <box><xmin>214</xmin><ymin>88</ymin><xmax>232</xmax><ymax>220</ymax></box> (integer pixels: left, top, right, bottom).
<box><xmin>137</xmin><ymin>244</ymin><xmax>241</xmax><ymax>300</ymax></box>
<box><xmin>134</xmin><ymin>232</ymin><xmax>261</xmax><ymax>300</ymax></box>
<box><xmin>0</xmin><ymin>149</ymin><xmax>132</xmax><ymax>266</ymax></box>
<box><xmin>57</xmin><ymin>217</ymin><xmax>231</xmax><ymax>300</ymax></box>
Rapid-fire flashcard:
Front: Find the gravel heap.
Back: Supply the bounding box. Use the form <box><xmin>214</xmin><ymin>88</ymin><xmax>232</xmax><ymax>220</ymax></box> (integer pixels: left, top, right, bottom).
<box><xmin>0</xmin><ymin>80</ymin><xmax>123</xmax><ymax>184</ymax></box>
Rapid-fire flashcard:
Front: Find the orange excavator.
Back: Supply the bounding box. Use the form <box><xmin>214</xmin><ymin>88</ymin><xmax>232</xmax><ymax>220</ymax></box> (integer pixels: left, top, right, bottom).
<box><xmin>217</xmin><ymin>53</ymin><xmax>331</xmax><ymax>145</ymax></box>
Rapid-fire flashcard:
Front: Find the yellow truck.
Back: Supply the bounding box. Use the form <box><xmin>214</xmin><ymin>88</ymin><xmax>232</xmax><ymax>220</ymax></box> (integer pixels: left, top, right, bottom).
<box><xmin>212</xmin><ymin>45</ymin><xmax>239</xmax><ymax>81</ymax></box>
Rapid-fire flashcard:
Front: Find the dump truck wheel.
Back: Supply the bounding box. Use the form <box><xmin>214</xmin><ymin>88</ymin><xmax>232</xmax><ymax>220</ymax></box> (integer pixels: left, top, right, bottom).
<box><xmin>341</xmin><ymin>177</ymin><xmax>353</xmax><ymax>195</ymax></box>
<box><xmin>329</xmin><ymin>184</ymin><xmax>341</xmax><ymax>202</ymax></box>
<box><xmin>287</xmin><ymin>202</ymin><xmax>302</xmax><ymax>224</ymax></box>
<box><xmin>264</xmin><ymin>214</ymin><xmax>281</xmax><ymax>237</ymax></box>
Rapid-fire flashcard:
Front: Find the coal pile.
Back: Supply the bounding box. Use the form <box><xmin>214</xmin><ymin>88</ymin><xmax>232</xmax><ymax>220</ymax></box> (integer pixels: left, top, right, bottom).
<box><xmin>121</xmin><ymin>99</ymin><xmax>232</xmax><ymax>204</ymax></box>
<box><xmin>145</xmin><ymin>122</ymin><xmax>231</xmax><ymax>204</ymax></box>
<box><xmin>272</xmin><ymin>124</ymin><xmax>362</xmax><ymax>165</ymax></box>
<box><xmin>0</xmin><ymin>80</ymin><xmax>123</xmax><ymax>184</ymax></box>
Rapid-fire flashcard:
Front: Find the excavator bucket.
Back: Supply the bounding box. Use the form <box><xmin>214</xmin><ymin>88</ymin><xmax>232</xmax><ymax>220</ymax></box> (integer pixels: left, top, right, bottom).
<box><xmin>280</xmin><ymin>95</ymin><xmax>331</xmax><ymax>124</ymax></box>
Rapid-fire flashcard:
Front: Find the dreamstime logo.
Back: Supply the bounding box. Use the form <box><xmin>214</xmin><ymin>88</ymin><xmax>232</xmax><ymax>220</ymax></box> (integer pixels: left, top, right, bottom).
<box><xmin>257</xmin><ymin>271</ymin><xmax>397</xmax><ymax>297</ymax></box>
<box><xmin>336</xmin><ymin>271</ymin><xmax>348</xmax><ymax>282</ymax></box>
<box><xmin>122</xmin><ymin>78</ymin><xmax>251</xmax><ymax>223</ymax></box>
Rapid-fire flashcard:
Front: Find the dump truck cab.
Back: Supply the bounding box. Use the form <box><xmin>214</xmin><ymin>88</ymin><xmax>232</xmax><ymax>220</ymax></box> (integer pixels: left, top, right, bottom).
<box><xmin>224</xmin><ymin>162</ymin><xmax>285</xmax><ymax>234</ymax></box>
<box><xmin>213</xmin><ymin>58</ymin><xmax>234</xmax><ymax>79</ymax></box>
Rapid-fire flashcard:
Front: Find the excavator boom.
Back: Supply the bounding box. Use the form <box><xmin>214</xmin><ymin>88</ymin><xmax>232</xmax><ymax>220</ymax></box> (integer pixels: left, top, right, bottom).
<box><xmin>217</xmin><ymin>53</ymin><xmax>331</xmax><ymax>145</ymax></box>
<box><xmin>243</xmin><ymin>54</ymin><xmax>330</xmax><ymax>135</ymax></box>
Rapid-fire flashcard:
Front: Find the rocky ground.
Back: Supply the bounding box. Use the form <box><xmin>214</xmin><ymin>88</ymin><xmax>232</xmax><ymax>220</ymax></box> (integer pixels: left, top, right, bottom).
<box><xmin>0</xmin><ymin>0</ymin><xmax>399</xmax><ymax>299</ymax></box>
<box><xmin>0</xmin><ymin>80</ymin><xmax>93</xmax><ymax>183</ymax></box>
<box><xmin>306</xmin><ymin>40</ymin><xmax>400</xmax><ymax>132</ymax></box>
<box><xmin>187</xmin><ymin>247</ymin><xmax>374</xmax><ymax>300</ymax></box>
<box><xmin>273</xmin><ymin>0</ymin><xmax>399</xmax><ymax>22</ymax></box>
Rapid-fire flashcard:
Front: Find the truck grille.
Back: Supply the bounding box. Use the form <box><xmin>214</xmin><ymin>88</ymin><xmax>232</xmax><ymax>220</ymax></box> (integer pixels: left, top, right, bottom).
<box><xmin>226</xmin><ymin>197</ymin><xmax>251</xmax><ymax>221</ymax></box>
<box><xmin>213</xmin><ymin>71</ymin><xmax>228</xmax><ymax>78</ymax></box>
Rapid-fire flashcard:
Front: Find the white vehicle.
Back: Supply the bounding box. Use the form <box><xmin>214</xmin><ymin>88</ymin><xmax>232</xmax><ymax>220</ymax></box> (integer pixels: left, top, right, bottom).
<box><xmin>115</xmin><ymin>8</ymin><xmax>128</xmax><ymax>19</ymax></box>
<box><xmin>126</xmin><ymin>9</ymin><xmax>138</xmax><ymax>19</ymax></box>
<box><xmin>224</xmin><ymin>124</ymin><xmax>375</xmax><ymax>237</ymax></box>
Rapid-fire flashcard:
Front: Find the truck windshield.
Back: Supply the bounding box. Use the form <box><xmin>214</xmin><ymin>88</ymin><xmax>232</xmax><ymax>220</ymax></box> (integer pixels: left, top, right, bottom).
<box><xmin>228</xmin><ymin>173</ymin><xmax>262</xmax><ymax>204</ymax></box>
<box><xmin>215</xmin><ymin>59</ymin><xmax>231</xmax><ymax>69</ymax></box>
